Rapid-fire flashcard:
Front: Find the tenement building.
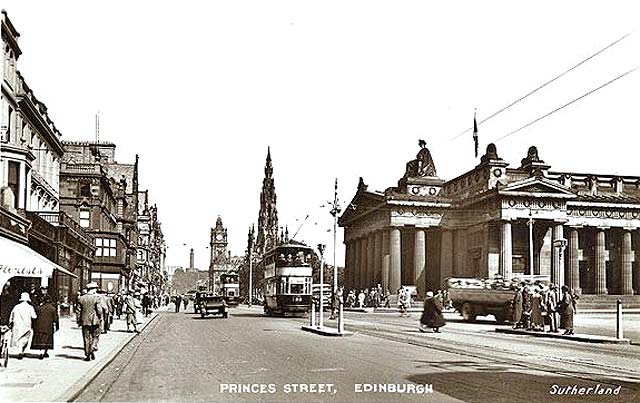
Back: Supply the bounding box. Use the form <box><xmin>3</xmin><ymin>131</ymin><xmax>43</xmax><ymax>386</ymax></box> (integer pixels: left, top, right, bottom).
<box><xmin>1</xmin><ymin>10</ymin><xmax>93</xmax><ymax>315</ymax></box>
<box><xmin>137</xmin><ymin>190</ymin><xmax>166</xmax><ymax>295</ymax></box>
<box><xmin>339</xmin><ymin>141</ymin><xmax>640</xmax><ymax>297</ymax></box>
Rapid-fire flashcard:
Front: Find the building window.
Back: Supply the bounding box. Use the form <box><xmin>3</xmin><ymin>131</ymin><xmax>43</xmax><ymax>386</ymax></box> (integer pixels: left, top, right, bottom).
<box><xmin>79</xmin><ymin>209</ymin><xmax>90</xmax><ymax>228</ymax></box>
<box><xmin>80</xmin><ymin>182</ymin><xmax>91</xmax><ymax>198</ymax></box>
<box><xmin>95</xmin><ymin>238</ymin><xmax>117</xmax><ymax>257</ymax></box>
<box><xmin>8</xmin><ymin>161</ymin><xmax>20</xmax><ymax>209</ymax></box>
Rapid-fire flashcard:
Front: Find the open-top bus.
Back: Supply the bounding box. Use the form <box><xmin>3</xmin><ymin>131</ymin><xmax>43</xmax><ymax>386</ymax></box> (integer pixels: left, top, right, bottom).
<box><xmin>220</xmin><ymin>273</ymin><xmax>240</xmax><ymax>306</ymax></box>
<box><xmin>263</xmin><ymin>243</ymin><xmax>314</xmax><ymax>316</ymax></box>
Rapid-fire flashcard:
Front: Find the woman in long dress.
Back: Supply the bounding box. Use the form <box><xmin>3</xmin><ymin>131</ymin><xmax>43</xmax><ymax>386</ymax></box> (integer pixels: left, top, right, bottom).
<box><xmin>9</xmin><ymin>292</ymin><xmax>37</xmax><ymax>359</ymax></box>
<box><xmin>530</xmin><ymin>288</ymin><xmax>545</xmax><ymax>331</ymax></box>
<box><xmin>31</xmin><ymin>295</ymin><xmax>59</xmax><ymax>359</ymax></box>
<box><xmin>558</xmin><ymin>285</ymin><xmax>575</xmax><ymax>335</ymax></box>
<box><xmin>420</xmin><ymin>291</ymin><xmax>446</xmax><ymax>332</ymax></box>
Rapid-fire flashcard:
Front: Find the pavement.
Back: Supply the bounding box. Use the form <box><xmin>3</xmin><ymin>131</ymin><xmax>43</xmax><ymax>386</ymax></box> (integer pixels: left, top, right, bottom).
<box><xmin>495</xmin><ymin>327</ymin><xmax>631</xmax><ymax>344</ymax></box>
<box><xmin>0</xmin><ymin>306</ymin><xmax>162</xmax><ymax>402</ymax></box>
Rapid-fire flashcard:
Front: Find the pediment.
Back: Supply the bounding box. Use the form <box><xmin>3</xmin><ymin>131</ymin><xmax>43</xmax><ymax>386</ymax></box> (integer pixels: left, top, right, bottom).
<box><xmin>338</xmin><ymin>189</ymin><xmax>385</xmax><ymax>225</ymax></box>
<box><xmin>500</xmin><ymin>177</ymin><xmax>576</xmax><ymax>198</ymax></box>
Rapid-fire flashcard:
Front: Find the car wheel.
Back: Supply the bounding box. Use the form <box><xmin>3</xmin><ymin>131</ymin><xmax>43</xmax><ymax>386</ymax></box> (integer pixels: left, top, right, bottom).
<box><xmin>461</xmin><ymin>302</ymin><xmax>476</xmax><ymax>322</ymax></box>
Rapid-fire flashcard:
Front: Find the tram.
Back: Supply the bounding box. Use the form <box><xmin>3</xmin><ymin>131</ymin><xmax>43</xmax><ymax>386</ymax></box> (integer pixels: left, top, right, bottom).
<box><xmin>263</xmin><ymin>243</ymin><xmax>314</xmax><ymax>316</ymax></box>
<box><xmin>220</xmin><ymin>273</ymin><xmax>240</xmax><ymax>306</ymax></box>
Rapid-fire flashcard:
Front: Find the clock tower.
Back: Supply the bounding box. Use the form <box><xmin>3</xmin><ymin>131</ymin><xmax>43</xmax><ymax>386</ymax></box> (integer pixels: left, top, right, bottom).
<box><xmin>209</xmin><ymin>216</ymin><xmax>229</xmax><ymax>292</ymax></box>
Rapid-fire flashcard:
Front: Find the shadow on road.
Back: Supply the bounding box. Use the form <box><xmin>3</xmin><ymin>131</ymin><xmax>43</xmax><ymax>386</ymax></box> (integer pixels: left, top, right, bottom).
<box><xmin>62</xmin><ymin>345</ymin><xmax>84</xmax><ymax>350</ymax></box>
<box><xmin>54</xmin><ymin>353</ymin><xmax>86</xmax><ymax>360</ymax></box>
<box><xmin>407</xmin><ymin>370</ymin><xmax>640</xmax><ymax>403</ymax></box>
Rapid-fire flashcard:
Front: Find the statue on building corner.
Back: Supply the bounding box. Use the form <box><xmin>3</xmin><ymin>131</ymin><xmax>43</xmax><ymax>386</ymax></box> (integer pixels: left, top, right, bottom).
<box><xmin>404</xmin><ymin>139</ymin><xmax>437</xmax><ymax>178</ymax></box>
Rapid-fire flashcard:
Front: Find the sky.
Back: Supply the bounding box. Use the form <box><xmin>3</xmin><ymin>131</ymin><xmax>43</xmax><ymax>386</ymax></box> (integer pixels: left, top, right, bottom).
<box><xmin>3</xmin><ymin>0</ymin><xmax>639</xmax><ymax>271</ymax></box>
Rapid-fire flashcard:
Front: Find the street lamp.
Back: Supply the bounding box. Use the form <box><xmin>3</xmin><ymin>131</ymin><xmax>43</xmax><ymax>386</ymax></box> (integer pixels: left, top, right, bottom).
<box><xmin>326</xmin><ymin>178</ymin><xmax>342</xmax><ymax>320</ymax></box>
<box><xmin>317</xmin><ymin>243</ymin><xmax>326</xmax><ymax>328</ymax></box>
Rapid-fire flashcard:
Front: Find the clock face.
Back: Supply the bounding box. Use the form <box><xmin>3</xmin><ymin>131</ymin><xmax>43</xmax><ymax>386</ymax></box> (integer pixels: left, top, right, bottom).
<box><xmin>216</xmin><ymin>234</ymin><xmax>223</xmax><ymax>241</ymax></box>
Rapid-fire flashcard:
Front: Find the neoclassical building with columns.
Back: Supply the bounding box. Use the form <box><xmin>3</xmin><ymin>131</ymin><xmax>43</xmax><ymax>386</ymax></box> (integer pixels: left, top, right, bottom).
<box><xmin>339</xmin><ymin>142</ymin><xmax>640</xmax><ymax>297</ymax></box>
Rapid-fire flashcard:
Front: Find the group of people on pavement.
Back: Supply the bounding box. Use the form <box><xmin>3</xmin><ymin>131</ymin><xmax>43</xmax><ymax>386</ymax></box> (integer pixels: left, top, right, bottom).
<box><xmin>511</xmin><ymin>282</ymin><xmax>578</xmax><ymax>335</ymax></box>
<box><xmin>6</xmin><ymin>281</ymin><xmax>164</xmax><ymax>363</ymax></box>
<box><xmin>345</xmin><ymin>285</ymin><xmax>392</xmax><ymax>309</ymax></box>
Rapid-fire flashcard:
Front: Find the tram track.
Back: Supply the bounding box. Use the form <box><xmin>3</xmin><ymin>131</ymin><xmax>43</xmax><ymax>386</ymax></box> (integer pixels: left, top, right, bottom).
<box><xmin>338</xmin><ymin>317</ymin><xmax>640</xmax><ymax>388</ymax></box>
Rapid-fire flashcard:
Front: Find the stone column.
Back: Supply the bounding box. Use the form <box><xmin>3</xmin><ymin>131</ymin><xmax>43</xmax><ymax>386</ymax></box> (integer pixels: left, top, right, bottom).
<box><xmin>345</xmin><ymin>241</ymin><xmax>353</xmax><ymax>291</ymax></box>
<box><xmin>501</xmin><ymin>221</ymin><xmax>513</xmax><ymax>281</ymax></box>
<box><xmin>552</xmin><ymin>224</ymin><xmax>565</xmax><ymax>286</ymax></box>
<box><xmin>389</xmin><ymin>227</ymin><xmax>402</xmax><ymax>292</ymax></box>
<box><xmin>354</xmin><ymin>238</ymin><xmax>362</xmax><ymax>290</ymax></box>
<box><xmin>441</xmin><ymin>229</ymin><xmax>453</xmax><ymax>280</ymax></box>
<box><xmin>373</xmin><ymin>232</ymin><xmax>383</xmax><ymax>286</ymax></box>
<box><xmin>622</xmin><ymin>229</ymin><xmax>634</xmax><ymax>295</ymax></box>
<box><xmin>360</xmin><ymin>237</ymin><xmax>368</xmax><ymax>289</ymax></box>
<box><xmin>382</xmin><ymin>230</ymin><xmax>390</xmax><ymax>292</ymax></box>
<box><xmin>366</xmin><ymin>233</ymin><xmax>375</xmax><ymax>287</ymax></box>
<box><xmin>595</xmin><ymin>229</ymin><xmax>608</xmax><ymax>295</ymax></box>
<box><xmin>414</xmin><ymin>228</ymin><xmax>426</xmax><ymax>295</ymax></box>
<box><xmin>567</xmin><ymin>228</ymin><xmax>581</xmax><ymax>293</ymax></box>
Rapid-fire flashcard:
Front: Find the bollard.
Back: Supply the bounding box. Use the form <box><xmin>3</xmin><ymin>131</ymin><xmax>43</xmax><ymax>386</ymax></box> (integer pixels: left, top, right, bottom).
<box><xmin>338</xmin><ymin>300</ymin><xmax>344</xmax><ymax>334</ymax></box>
<box><xmin>616</xmin><ymin>299</ymin><xmax>623</xmax><ymax>339</ymax></box>
<box><xmin>311</xmin><ymin>302</ymin><xmax>316</xmax><ymax>327</ymax></box>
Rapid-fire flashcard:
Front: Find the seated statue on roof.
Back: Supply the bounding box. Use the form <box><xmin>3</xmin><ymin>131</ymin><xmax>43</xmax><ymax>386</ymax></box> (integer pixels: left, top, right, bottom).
<box><xmin>404</xmin><ymin>139</ymin><xmax>437</xmax><ymax>178</ymax></box>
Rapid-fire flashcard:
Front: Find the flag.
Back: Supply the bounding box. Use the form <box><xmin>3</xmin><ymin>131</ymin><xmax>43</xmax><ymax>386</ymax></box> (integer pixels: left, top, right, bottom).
<box><xmin>473</xmin><ymin>110</ymin><xmax>479</xmax><ymax>158</ymax></box>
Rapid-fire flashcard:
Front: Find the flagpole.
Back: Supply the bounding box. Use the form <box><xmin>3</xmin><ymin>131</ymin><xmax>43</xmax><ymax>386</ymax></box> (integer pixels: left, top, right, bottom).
<box><xmin>473</xmin><ymin>108</ymin><xmax>479</xmax><ymax>158</ymax></box>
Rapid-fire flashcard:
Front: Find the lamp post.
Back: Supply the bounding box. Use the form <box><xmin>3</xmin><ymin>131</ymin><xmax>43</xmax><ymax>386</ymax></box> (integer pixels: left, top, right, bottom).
<box><xmin>327</xmin><ymin>178</ymin><xmax>342</xmax><ymax>320</ymax></box>
<box><xmin>317</xmin><ymin>243</ymin><xmax>326</xmax><ymax>328</ymax></box>
<box><xmin>248</xmin><ymin>247</ymin><xmax>253</xmax><ymax>307</ymax></box>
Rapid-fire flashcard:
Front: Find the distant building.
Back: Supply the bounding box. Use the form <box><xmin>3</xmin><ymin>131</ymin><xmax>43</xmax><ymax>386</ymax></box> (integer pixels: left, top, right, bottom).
<box><xmin>137</xmin><ymin>190</ymin><xmax>166</xmax><ymax>295</ymax></box>
<box><xmin>340</xmin><ymin>142</ymin><xmax>640</xmax><ymax>296</ymax></box>
<box><xmin>59</xmin><ymin>141</ymin><xmax>139</xmax><ymax>293</ymax></box>
<box><xmin>171</xmin><ymin>248</ymin><xmax>207</xmax><ymax>294</ymax></box>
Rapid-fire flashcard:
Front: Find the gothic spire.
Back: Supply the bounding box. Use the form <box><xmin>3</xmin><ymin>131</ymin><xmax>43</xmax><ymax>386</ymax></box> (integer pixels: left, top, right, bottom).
<box><xmin>256</xmin><ymin>147</ymin><xmax>278</xmax><ymax>255</ymax></box>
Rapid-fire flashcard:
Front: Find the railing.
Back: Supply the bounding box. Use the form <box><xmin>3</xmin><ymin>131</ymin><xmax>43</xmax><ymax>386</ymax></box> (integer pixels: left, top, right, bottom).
<box><xmin>60</xmin><ymin>163</ymin><xmax>105</xmax><ymax>176</ymax></box>
<box><xmin>0</xmin><ymin>205</ymin><xmax>29</xmax><ymax>242</ymax></box>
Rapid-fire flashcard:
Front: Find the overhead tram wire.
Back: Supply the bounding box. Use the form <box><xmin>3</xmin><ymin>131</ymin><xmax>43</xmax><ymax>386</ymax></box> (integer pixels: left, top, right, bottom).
<box><xmin>451</xmin><ymin>30</ymin><xmax>634</xmax><ymax>140</ymax></box>
<box><xmin>494</xmin><ymin>65</ymin><xmax>640</xmax><ymax>142</ymax></box>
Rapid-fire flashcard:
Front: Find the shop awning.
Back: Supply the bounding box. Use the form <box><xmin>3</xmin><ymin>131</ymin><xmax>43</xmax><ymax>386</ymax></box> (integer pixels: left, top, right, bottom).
<box><xmin>0</xmin><ymin>236</ymin><xmax>78</xmax><ymax>287</ymax></box>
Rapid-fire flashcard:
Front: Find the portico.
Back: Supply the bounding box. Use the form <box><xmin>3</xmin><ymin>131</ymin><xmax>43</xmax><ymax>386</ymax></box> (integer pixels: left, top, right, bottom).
<box><xmin>339</xmin><ymin>142</ymin><xmax>640</xmax><ymax>296</ymax></box>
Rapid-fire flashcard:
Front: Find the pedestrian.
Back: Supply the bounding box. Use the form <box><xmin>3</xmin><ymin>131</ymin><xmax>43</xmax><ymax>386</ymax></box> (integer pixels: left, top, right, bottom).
<box><xmin>98</xmin><ymin>291</ymin><xmax>110</xmax><ymax>334</ymax></box>
<box><xmin>31</xmin><ymin>294</ymin><xmax>59</xmax><ymax>359</ymax></box>
<box><xmin>123</xmin><ymin>291</ymin><xmax>138</xmax><ymax>333</ymax></box>
<box><xmin>174</xmin><ymin>294</ymin><xmax>182</xmax><ymax>312</ymax></box>
<box><xmin>142</xmin><ymin>293</ymin><xmax>151</xmax><ymax>317</ymax></box>
<box><xmin>77</xmin><ymin>282</ymin><xmax>103</xmax><ymax>361</ymax></box>
<box><xmin>134</xmin><ymin>292</ymin><xmax>144</xmax><ymax>325</ymax></box>
<box><xmin>183</xmin><ymin>296</ymin><xmax>188</xmax><ymax>310</ymax></box>
<box><xmin>419</xmin><ymin>291</ymin><xmax>446</xmax><ymax>332</ymax></box>
<box><xmin>383</xmin><ymin>288</ymin><xmax>391</xmax><ymax>308</ymax></box>
<box><xmin>9</xmin><ymin>292</ymin><xmax>38</xmax><ymax>359</ymax></box>
<box><xmin>558</xmin><ymin>285</ymin><xmax>576</xmax><ymax>335</ymax></box>
<box><xmin>521</xmin><ymin>285</ymin><xmax>532</xmax><ymax>330</ymax></box>
<box><xmin>530</xmin><ymin>287</ymin><xmax>544</xmax><ymax>331</ymax></box>
<box><xmin>398</xmin><ymin>288</ymin><xmax>409</xmax><ymax>317</ymax></box>
<box><xmin>357</xmin><ymin>290</ymin><xmax>365</xmax><ymax>308</ymax></box>
<box><xmin>511</xmin><ymin>285</ymin><xmax>523</xmax><ymax>329</ymax></box>
<box><xmin>544</xmin><ymin>284</ymin><xmax>559</xmax><ymax>333</ymax></box>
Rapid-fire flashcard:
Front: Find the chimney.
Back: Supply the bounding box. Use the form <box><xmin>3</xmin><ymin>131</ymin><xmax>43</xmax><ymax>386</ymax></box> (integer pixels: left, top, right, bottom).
<box><xmin>190</xmin><ymin>248</ymin><xmax>194</xmax><ymax>269</ymax></box>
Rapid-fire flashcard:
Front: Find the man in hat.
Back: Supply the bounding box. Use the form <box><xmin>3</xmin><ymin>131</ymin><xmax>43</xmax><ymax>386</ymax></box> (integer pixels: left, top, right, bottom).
<box><xmin>9</xmin><ymin>292</ymin><xmax>38</xmax><ymax>359</ymax></box>
<box><xmin>77</xmin><ymin>282</ymin><xmax>103</xmax><ymax>361</ymax></box>
<box><xmin>123</xmin><ymin>291</ymin><xmax>138</xmax><ymax>333</ymax></box>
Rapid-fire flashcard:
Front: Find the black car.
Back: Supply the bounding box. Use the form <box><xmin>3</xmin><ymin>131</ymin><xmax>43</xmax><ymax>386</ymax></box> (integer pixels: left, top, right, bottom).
<box><xmin>198</xmin><ymin>294</ymin><xmax>228</xmax><ymax>318</ymax></box>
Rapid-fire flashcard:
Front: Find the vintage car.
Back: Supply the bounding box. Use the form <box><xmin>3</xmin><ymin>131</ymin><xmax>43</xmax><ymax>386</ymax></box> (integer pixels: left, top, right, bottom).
<box><xmin>198</xmin><ymin>294</ymin><xmax>229</xmax><ymax>318</ymax></box>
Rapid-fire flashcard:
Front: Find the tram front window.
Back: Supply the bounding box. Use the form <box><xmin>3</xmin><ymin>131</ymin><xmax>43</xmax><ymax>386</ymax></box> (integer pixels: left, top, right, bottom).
<box><xmin>290</xmin><ymin>283</ymin><xmax>304</xmax><ymax>294</ymax></box>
